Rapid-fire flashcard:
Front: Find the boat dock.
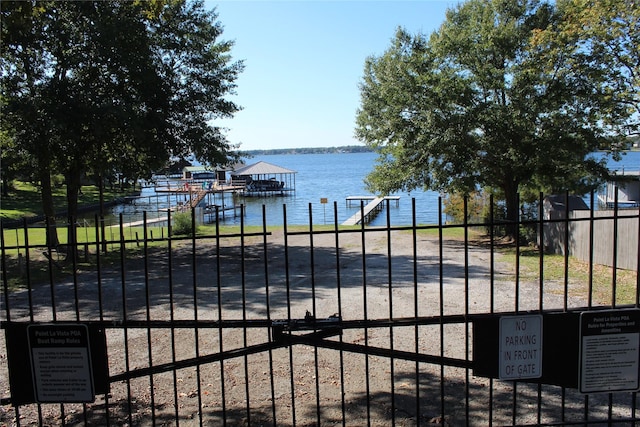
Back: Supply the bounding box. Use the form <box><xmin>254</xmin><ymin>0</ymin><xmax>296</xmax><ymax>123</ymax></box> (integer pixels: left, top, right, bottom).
<box><xmin>342</xmin><ymin>196</ymin><xmax>400</xmax><ymax>226</ymax></box>
<box><xmin>112</xmin><ymin>216</ymin><xmax>169</xmax><ymax>228</ymax></box>
<box><xmin>346</xmin><ymin>195</ymin><xmax>399</xmax><ymax>207</ymax></box>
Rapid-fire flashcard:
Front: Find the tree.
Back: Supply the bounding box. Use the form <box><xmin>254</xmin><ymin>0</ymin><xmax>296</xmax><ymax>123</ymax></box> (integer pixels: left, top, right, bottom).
<box><xmin>532</xmin><ymin>0</ymin><xmax>639</xmax><ymax>137</ymax></box>
<box><xmin>1</xmin><ymin>0</ymin><xmax>243</xmax><ymax>252</ymax></box>
<box><xmin>355</xmin><ymin>0</ymin><xmax>631</xmax><ymax>236</ymax></box>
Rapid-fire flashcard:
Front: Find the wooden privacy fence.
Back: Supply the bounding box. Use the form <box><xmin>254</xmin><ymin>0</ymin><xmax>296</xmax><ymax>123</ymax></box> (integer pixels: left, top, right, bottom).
<box><xmin>543</xmin><ymin>208</ymin><xmax>639</xmax><ymax>271</ymax></box>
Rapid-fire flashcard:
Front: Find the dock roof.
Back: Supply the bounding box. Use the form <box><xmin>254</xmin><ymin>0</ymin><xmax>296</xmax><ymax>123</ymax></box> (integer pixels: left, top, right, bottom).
<box><xmin>233</xmin><ymin>161</ymin><xmax>296</xmax><ymax>175</ymax></box>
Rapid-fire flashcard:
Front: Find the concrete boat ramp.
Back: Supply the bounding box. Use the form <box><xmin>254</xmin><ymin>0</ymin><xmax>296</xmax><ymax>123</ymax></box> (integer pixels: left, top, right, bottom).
<box><xmin>342</xmin><ymin>196</ymin><xmax>400</xmax><ymax>226</ymax></box>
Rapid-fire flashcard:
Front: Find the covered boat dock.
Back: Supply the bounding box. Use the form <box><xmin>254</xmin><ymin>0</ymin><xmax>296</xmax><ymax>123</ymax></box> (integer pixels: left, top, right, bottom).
<box><xmin>231</xmin><ymin>161</ymin><xmax>297</xmax><ymax>196</ymax></box>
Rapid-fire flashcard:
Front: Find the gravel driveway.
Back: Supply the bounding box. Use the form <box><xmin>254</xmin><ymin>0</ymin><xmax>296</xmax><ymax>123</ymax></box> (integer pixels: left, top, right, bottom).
<box><xmin>1</xmin><ymin>227</ymin><xmax>634</xmax><ymax>426</ymax></box>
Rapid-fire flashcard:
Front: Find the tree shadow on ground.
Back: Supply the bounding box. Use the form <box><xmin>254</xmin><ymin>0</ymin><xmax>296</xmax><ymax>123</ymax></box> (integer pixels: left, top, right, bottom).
<box><xmin>4</xmin><ymin>229</ymin><xmax>497</xmax><ymax>323</ymax></box>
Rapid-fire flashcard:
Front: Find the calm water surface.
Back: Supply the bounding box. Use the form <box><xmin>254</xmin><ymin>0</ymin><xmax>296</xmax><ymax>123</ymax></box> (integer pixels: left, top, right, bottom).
<box><xmin>108</xmin><ymin>151</ymin><xmax>640</xmax><ymax>227</ymax></box>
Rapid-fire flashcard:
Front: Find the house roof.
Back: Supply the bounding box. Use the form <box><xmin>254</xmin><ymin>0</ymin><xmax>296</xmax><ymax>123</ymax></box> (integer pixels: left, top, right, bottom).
<box><xmin>232</xmin><ymin>161</ymin><xmax>296</xmax><ymax>175</ymax></box>
<box><xmin>544</xmin><ymin>195</ymin><xmax>589</xmax><ymax>211</ymax></box>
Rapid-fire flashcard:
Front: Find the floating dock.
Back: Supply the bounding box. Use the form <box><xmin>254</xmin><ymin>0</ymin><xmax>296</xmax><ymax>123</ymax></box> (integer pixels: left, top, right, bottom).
<box><xmin>342</xmin><ymin>196</ymin><xmax>400</xmax><ymax>226</ymax></box>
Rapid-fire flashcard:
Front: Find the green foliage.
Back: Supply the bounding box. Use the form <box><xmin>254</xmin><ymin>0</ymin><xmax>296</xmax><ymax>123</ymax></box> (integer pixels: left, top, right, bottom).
<box><xmin>1</xmin><ymin>0</ymin><xmax>243</xmax><ymax>245</ymax></box>
<box><xmin>355</xmin><ymin>0</ymin><xmax>634</xmax><ymax>238</ymax></box>
<box><xmin>171</xmin><ymin>212</ymin><xmax>196</xmax><ymax>237</ymax></box>
<box><xmin>443</xmin><ymin>191</ymin><xmax>486</xmax><ymax>224</ymax></box>
<box><xmin>535</xmin><ymin>0</ymin><xmax>639</xmax><ymax>135</ymax></box>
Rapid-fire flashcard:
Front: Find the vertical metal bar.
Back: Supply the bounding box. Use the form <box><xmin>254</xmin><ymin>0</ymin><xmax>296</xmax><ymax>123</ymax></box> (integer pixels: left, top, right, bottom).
<box><xmin>69</xmin><ymin>216</ymin><xmax>80</xmax><ymax>322</ymax></box>
<box><xmin>214</xmin><ymin>206</ymin><xmax>227</xmax><ymax>426</ymax></box>
<box><xmin>359</xmin><ymin>200</ymin><xmax>371</xmax><ymax>427</ymax></box>
<box><xmin>261</xmin><ymin>205</ymin><xmax>277</xmax><ymax>423</ymax></box>
<box><xmin>385</xmin><ymin>199</ymin><xmax>395</xmax><ymax>426</ymax></box>
<box><xmin>609</xmin><ymin>190</ymin><xmax>620</xmax><ymax>421</ymax></box>
<box><xmin>513</xmin><ymin>193</ymin><xmax>521</xmax><ymax>426</ymax></box>
<box><xmin>1</xmin><ymin>223</ymin><xmax>10</xmax><ymax>322</ymax></box>
<box><xmin>167</xmin><ymin>210</ymin><xmax>181</xmax><ymax>426</ymax></box>
<box><xmin>515</xmin><ymin>193</ymin><xmax>521</xmax><ymax>313</ymax></box>
<box><xmin>538</xmin><ymin>193</ymin><xmax>545</xmax><ymax>311</ymax></box>
<box><xmin>3</xmin><ymin>221</ymin><xmax>21</xmax><ymax>423</ymax></box>
<box><xmin>45</xmin><ymin>217</ymin><xmax>57</xmax><ymax>321</ymax></box>
<box><xmin>563</xmin><ymin>191</ymin><xmax>570</xmax><ymax>312</ymax></box>
<box><xmin>585</xmin><ymin>192</ymin><xmax>594</xmax><ymax>425</ymax></box>
<box><xmin>612</xmin><ymin>188</ymin><xmax>619</xmax><ymax>307</ymax></box>
<box><xmin>22</xmin><ymin>215</ymin><xmax>42</xmax><ymax>426</ymax></box>
<box><xmin>190</xmin><ymin>208</ymin><xmax>203</xmax><ymax>427</ymax></box>
<box><xmin>27</xmin><ymin>219</ymin><xmax>45</xmax><ymax>427</ymax></box>
<box><xmin>636</xmin><ymin>202</ymin><xmax>640</xmax><ymax>308</ymax></box>
<box><xmin>537</xmin><ymin>193</ymin><xmax>544</xmax><ymax>426</ymax></box>
<box><xmin>488</xmin><ymin>195</ymin><xmax>495</xmax><ymax>427</ymax></box>
<box><xmin>561</xmin><ymin>192</ymin><xmax>569</xmax><ymax>424</ymax></box>
<box><xmin>333</xmin><ymin>201</ymin><xmax>347</xmax><ymax>427</ymax></box>
<box><xmin>438</xmin><ymin>197</ymin><xmax>445</xmax><ymax>423</ymax></box>
<box><xmin>412</xmin><ymin>198</ymin><xmax>420</xmax><ymax>423</ymax></box>
<box><xmin>588</xmin><ymin>191</ymin><xmax>595</xmax><ymax>309</ymax></box>
<box><xmin>308</xmin><ymin>203</ymin><xmax>322</xmax><ymax>426</ymax></box>
<box><xmin>142</xmin><ymin>212</ymin><xmax>156</xmax><ymax>424</ymax></box>
<box><xmin>282</xmin><ymin>204</ymin><xmax>297</xmax><ymax>426</ymax></box>
<box><xmin>632</xmin><ymin>203</ymin><xmax>640</xmax><ymax>427</ymax></box>
<box><xmin>70</xmin><ymin>217</ymin><xmax>89</xmax><ymax>420</ymax></box>
<box><xmin>240</xmin><ymin>205</ymin><xmax>252</xmax><ymax>424</ymax></box>
<box><xmin>463</xmin><ymin>197</ymin><xmax>470</xmax><ymax>423</ymax></box>
<box><xmin>22</xmin><ymin>218</ymin><xmax>48</xmax><ymax>425</ymax></box>
<box><xmin>94</xmin><ymin>215</ymin><xmax>105</xmax><ymax>320</ymax></box>
<box><xmin>634</xmin><ymin>201</ymin><xmax>640</xmax><ymax>427</ymax></box>
<box><xmin>94</xmin><ymin>214</ymin><xmax>111</xmax><ymax>426</ymax></box>
<box><xmin>119</xmin><ymin>214</ymin><xmax>134</xmax><ymax>427</ymax></box>
<box><xmin>22</xmin><ymin>218</ymin><xmax>34</xmax><ymax>323</ymax></box>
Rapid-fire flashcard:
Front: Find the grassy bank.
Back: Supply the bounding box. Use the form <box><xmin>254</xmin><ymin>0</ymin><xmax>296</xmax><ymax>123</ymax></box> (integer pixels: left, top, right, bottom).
<box><xmin>0</xmin><ymin>180</ymin><xmax>137</xmax><ymax>222</ymax></box>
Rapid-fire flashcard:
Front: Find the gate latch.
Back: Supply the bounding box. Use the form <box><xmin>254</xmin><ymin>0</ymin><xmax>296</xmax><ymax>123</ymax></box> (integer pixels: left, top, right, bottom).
<box><xmin>272</xmin><ymin>311</ymin><xmax>342</xmax><ymax>341</ymax></box>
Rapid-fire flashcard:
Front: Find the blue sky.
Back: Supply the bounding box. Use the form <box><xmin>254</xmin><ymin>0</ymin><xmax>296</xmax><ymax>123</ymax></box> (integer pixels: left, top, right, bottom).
<box><xmin>207</xmin><ymin>1</ymin><xmax>456</xmax><ymax>150</ymax></box>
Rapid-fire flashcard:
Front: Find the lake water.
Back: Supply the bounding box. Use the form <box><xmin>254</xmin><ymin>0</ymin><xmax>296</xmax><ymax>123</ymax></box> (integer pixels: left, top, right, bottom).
<box><xmin>107</xmin><ymin>150</ymin><xmax>640</xmax><ymax>227</ymax></box>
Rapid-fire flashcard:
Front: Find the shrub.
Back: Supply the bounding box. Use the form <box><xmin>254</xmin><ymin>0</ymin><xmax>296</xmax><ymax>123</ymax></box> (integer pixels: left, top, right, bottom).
<box><xmin>443</xmin><ymin>191</ymin><xmax>486</xmax><ymax>224</ymax></box>
<box><xmin>172</xmin><ymin>212</ymin><xmax>196</xmax><ymax>236</ymax></box>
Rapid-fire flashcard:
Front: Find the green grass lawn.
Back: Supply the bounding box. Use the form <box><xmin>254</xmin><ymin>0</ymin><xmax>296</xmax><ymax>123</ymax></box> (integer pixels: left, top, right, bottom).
<box><xmin>0</xmin><ymin>180</ymin><xmax>136</xmax><ymax>222</ymax></box>
<box><xmin>501</xmin><ymin>246</ymin><xmax>638</xmax><ymax>307</ymax></box>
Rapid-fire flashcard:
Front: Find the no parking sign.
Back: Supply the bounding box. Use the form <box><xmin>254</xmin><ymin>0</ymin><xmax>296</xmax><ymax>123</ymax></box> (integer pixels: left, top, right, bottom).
<box><xmin>499</xmin><ymin>315</ymin><xmax>543</xmax><ymax>380</ymax></box>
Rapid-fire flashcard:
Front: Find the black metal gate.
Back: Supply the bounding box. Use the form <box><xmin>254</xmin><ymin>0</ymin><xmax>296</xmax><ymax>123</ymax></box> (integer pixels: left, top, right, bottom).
<box><xmin>1</xmin><ymin>196</ymin><xmax>639</xmax><ymax>426</ymax></box>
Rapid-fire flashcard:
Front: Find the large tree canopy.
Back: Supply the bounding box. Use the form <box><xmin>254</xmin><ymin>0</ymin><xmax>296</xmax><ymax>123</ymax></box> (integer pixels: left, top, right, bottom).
<box><xmin>355</xmin><ymin>0</ymin><xmax>634</xmax><ymax>232</ymax></box>
<box><xmin>1</xmin><ymin>0</ymin><xmax>243</xmax><ymax>247</ymax></box>
<box><xmin>533</xmin><ymin>0</ymin><xmax>639</xmax><ymax>137</ymax></box>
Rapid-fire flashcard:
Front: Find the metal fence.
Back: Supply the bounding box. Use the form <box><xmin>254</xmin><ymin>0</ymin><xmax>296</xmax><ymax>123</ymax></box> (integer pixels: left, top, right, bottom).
<box><xmin>1</xmin><ymin>196</ymin><xmax>639</xmax><ymax>426</ymax></box>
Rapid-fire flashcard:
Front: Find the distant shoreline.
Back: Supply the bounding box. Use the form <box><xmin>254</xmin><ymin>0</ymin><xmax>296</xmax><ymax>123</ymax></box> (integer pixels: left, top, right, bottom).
<box><xmin>244</xmin><ymin>145</ymin><xmax>372</xmax><ymax>156</ymax></box>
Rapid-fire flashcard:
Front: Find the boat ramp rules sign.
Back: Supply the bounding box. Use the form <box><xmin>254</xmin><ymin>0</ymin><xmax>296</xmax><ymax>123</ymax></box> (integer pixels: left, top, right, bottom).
<box><xmin>580</xmin><ymin>309</ymin><xmax>640</xmax><ymax>394</ymax></box>
<box><xmin>499</xmin><ymin>315</ymin><xmax>543</xmax><ymax>380</ymax></box>
<box><xmin>27</xmin><ymin>324</ymin><xmax>95</xmax><ymax>403</ymax></box>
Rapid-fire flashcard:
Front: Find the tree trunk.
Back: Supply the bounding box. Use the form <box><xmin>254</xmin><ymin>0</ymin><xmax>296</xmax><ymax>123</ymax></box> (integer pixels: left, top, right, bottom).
<box><xmin>2</xmin><ymin>177</ymin><xmax>9</xmax><ymax>198</ymax></box>
<box><xmin>503</xmin><ymin>182</ymin><xmax>520</xmax><ymax>241</ymax></box>
<box><xmin>65</xmin><ymin>170</ymin><xmax>81</xmax><ymax>261</ymax></box>
<box><xmin>39</xmin><ymin>170</ymin><xmax>60</xmax><ymax>248</ymax></box>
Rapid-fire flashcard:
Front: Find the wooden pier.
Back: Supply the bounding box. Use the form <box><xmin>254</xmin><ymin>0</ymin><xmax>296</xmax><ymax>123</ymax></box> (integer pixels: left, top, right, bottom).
<box><xmin>342</xmin><ymin>196</ymin><xmax>400</xmax><ymax>226</ymax></box>
<box><xmin>346</xmin><ymin>195</ymin><xmax>399</xmax><ymax>208</ymax></box>
<box><xmin>111</xmin><ymin>216</ymin><xmax>169</xmax><ymax>228</ymax></box>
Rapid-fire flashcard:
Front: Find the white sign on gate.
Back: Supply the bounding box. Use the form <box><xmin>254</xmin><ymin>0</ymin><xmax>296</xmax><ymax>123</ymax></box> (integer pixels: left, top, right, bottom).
<box><xmin>499</xmin><ymin>315</ymin><xmax>543</xmax><ymax>380</ymax></box>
